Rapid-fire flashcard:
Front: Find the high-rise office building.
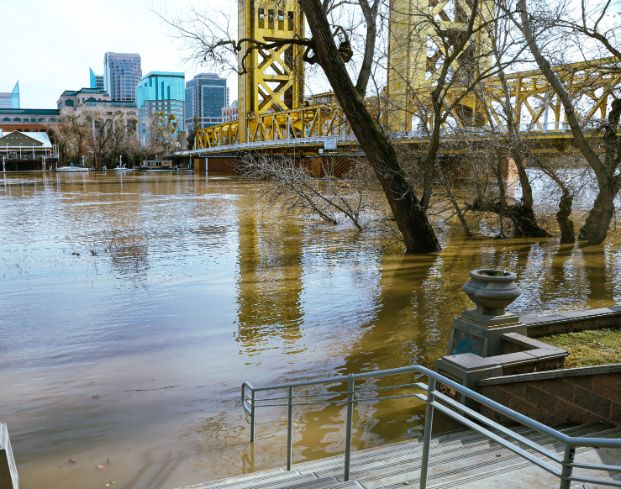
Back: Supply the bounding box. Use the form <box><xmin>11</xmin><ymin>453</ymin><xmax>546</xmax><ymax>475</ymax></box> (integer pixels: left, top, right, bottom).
<box><xmin>89</xmin><ymin>68</ymin><xmax>104</xmax><ymax>91</ymax></box>
<box><xmin>136</xmin><ymin>71</ymin><xmax>185</xmax><ymax>146</ymax></box>
<box><xmin>185</xmin><ymin>73</ymin><xmax>228</xmax><ymax>131</ymax></box>
<box><xmin>103</xmin><ymin>52</ymin><xmax>142</xmax><ymax>103</ymax></box>
<box><xmin>0</xmin><ymin>82</ymin><xmax>20</xmax><ymax>109</ymax></box>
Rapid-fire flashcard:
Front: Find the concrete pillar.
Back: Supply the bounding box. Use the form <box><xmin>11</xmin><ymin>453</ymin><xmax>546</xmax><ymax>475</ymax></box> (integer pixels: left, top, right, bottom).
<box><xmin>446</xmin><ymin>269</ymin><xmax>525</xmax><ymax>357</ymax></box>
<box><xmin>437</xmin><ymin>269</ymin><xmax>525</xmax><ymax>402</ymax></box>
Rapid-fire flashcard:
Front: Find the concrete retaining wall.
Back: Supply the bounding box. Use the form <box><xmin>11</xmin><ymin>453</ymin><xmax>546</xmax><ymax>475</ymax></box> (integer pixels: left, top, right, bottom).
<box><xmin>522</xmin><ymin>306</ymin><xmax>621</xmax><ymax>337</ymax></box>
<box><xmin>478</xmin><ymin>365</ymin><xmax>621</xmax><ymax>426</ymax></box>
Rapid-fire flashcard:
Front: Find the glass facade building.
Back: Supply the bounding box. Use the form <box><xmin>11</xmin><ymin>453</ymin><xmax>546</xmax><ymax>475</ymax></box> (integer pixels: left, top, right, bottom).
<box><xmin>103</xmin><ymin>52</ymin><xmax>142</xmax><ymax>103</ymax></box>
<box><xmin>89</xmin><ymin>68</ymin><xmax>104</xmax><ymax>91</ymax></box>
<box><xmin>136</xmin><ymin>71</ymin><xmax>185</xmax><ymax>146</ymax></box>
<box><xmin>0</xmin><ymin>82</ymin><xmax>20</xmax><ymax>109</ymax></box>
<box><xmin>185</xmin><ymin>73</ymin><xmax>228</xmax><ymax>131</ymax></box>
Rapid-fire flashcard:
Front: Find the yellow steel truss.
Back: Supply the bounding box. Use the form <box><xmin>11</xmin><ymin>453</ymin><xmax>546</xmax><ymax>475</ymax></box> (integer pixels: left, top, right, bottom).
<box><xmin>386</xmin><ymin>0</ymin><xmax>494</xmax><ymax>131</ymax></box>
<box><xmin>195</xmin><ymin>104</ymin><xmax>353</xmax><ymax>148</ymax></box>
<box><xmin>196</xmin><ymin>56</ymin><xmax>619</xmax><ymax>150</ymax></box>
<box><xmin>237</xmin><ymin>0</ymin><xmax>306</xmax><ymax>142</ymax></box>
<box><xmin>194</xmin><ymin>0</ymin><xmax>620</xmax><ymax>152</ymax></box>
<box><xmin>480</xmin><ymin>57</ymin><xmax>621</xmax><ymax>131</ymax></box>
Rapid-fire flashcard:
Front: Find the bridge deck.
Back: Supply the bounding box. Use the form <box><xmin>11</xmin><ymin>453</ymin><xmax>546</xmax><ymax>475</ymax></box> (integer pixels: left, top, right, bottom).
<box><xmin>180</xmin><ymin>129</ymin><xmax>621</xmax><ymax>158</ymax></box>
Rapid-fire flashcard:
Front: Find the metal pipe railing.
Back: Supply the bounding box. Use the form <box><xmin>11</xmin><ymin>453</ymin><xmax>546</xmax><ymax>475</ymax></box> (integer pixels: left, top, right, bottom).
<box><xmin>343</xmin><ymin>376</ymin><xmax>355</xmax><ymax>481</ymax></box>
<box><xmin>286</xmin><ymin>386</ymin><xmax>293</xmax><ymax>471</ymax></box>
<box><xmin>241</xmin><ymin>365</ymin><xmax>621</xmax><ymax>488</ymax></box>
<box><xmin>418</xmin><ymin>377</ymin><xmax>436</xmax><ymax>489</ymax></box>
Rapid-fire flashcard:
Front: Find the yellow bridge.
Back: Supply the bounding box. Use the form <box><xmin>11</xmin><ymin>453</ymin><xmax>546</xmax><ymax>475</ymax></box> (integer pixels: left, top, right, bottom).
<box><xmin>186</xmin><ymin>0</ymin><xmax>620</xmax><ymax>159</ymax></box>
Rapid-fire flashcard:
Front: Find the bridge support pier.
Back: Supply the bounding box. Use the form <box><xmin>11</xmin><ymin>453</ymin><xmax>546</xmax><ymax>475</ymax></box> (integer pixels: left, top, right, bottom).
<box><xmin>194</xmin><ymin>158</ymin><xmax>206</xmax><ymax>174</ymax></box>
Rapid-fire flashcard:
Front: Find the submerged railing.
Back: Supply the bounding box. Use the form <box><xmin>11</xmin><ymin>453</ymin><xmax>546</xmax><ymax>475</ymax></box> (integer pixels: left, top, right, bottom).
<box><xmin>242</xmin><ymin>365</ymin><xmax>621</xmax><ymax>489</ymax></box>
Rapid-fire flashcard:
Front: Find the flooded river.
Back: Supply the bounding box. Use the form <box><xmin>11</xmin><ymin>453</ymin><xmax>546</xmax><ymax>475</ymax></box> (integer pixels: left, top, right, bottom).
<box><xmin>1</xmin><ymin>172</ymin><xmax>619</xmax><ymax>489</ymax></box>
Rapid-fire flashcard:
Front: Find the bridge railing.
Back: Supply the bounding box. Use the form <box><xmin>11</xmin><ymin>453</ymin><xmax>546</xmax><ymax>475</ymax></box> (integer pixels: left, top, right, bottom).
<box><xmin>181</xmin><ymin>119</ymin><xmax>616</xmax><ymax>156</ymax></box>
<box><xmin>242</xmin><ymin>365</ymin><xmax>621</xmax><ymax>489</ymax></box>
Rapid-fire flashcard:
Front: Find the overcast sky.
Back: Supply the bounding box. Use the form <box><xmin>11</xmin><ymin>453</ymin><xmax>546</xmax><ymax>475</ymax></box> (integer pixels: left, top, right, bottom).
<box><xmin>0</xmin><ymin>0</ymin><xmax>238</xmax><ymax>108</ymax></box>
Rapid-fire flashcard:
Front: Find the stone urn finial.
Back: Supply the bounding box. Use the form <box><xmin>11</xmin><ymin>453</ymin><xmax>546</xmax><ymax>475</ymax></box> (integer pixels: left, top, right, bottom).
<box><xmin>463</xmin><ymin>269</ymin><xmax>521</xmax><ymax>316</ymax></box>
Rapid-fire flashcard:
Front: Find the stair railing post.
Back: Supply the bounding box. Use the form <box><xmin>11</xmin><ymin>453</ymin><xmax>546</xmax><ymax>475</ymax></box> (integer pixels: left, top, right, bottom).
<box><xmin>250</xmin><ymin>389</ymin><xmax>256</xmax><ymax>443</ymax></box>
<box><xmin>419</xmin><ymin>378</ymin><xmax>436</xmax><ymax>489</ymax></box>
<box><xmin>344</xmin><ymin>375</ymin><xmax>355</xmax><ymax>481</ymax></box>
<box><xmin>286</xmin><ymin>386</ymin><xmax>293</xmax><ymax>471</ymax></box>
<box><xmin>559</xmin><ymin>444</ymin><xmax>575</xmax><ymax>489</ymax></box>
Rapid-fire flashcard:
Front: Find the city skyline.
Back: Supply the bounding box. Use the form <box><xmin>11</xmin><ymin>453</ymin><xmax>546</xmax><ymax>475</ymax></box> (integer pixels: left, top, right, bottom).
<box><xmin>0</xmin><ymin>0</ymin><xmax>238</xmax><ymax>108</ymax></box>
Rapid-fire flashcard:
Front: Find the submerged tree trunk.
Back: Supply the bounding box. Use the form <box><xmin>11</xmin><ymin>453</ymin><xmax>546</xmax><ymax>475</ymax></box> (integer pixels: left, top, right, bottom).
<box><xmin>579</xmin><ymin>99</ymin><xmax>621</xmax><ymax>243</ymax></box>
<box><xmin>495</xmin><ymin>70</ymin><xmax>548</xmax><ymax>237</ymax></box>
<box><xmin>518</xmin><ymin>0</ymin><xmax>620</xmax><ymax>245</ymax></box>
<box><xmin>511</xmin><ymin>205</ymin><xmax>550</xmax><ymax>237</ymax></box>
<box><xmin>556</xmin><ymin>191</ymin><xmax>575</xmax><ymax>243</ymax></box>
<box><xmin>510</xmin><ymin>154</ymin><xmax>550</xmax><ymax>237</ymax></box>
<box><xmin>536</xmin><ymin>159</ymin><xmax>575</xmax><ymax>243</ymax></box>
<box><xmin>471</xmin><ymin>153</ymin><xmax>549</xmax><ymax>238</ymax></box>
<box><xmin>300</xmin><ymin>0</ymin><xmax>441</xmax><ymax>252</ymax></box>
<box><xmin>579</xmin><ymin>184</ymin><xmax>616</xmax><ymax>243</ymax></box>
<box><xmin>468</xmin><ymin>198</ymin><xmax>547</xmax><ymax>238</ymax></box>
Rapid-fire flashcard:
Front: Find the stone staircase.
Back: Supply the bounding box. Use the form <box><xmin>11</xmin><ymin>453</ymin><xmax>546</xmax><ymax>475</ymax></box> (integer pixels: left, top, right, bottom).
<box><xmin>178</xmin><ymin>423</ymin><xmax>621</xmax><ymax>489</ymax></box>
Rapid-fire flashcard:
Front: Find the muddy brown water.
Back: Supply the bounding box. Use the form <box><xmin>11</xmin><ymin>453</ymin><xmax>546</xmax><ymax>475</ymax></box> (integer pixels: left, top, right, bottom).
<box><xmin>0</xmin><ymin>172</ymin><xmax>618</xmax><ymax>489</ymax></box>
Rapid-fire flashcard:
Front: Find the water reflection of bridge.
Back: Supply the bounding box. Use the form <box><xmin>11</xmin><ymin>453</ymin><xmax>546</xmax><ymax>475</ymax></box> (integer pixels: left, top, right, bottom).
<box><xmin>232</xmin><ymin>228</ymin><xmax>621</xmax><ymax>459</ymax></box>
<box><xmin>236</xmin><ymin>212</ymin><xmax>304</xmax><ymax>349</ymax></box>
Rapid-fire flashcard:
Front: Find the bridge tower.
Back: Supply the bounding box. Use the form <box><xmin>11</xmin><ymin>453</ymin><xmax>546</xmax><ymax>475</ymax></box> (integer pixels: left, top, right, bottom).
<box><xmin>237</xmin><ymin>0</ymin><xmax>306</xmax><ymax>143</ymax></box>
<box><xmin>386</xmin><ymin>0</ymin><xmax>493</xmax><ymax>132</ymax></box>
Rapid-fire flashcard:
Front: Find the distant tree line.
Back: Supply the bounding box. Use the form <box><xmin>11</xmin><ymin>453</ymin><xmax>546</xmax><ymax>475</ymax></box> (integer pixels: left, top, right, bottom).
<box><xmin>48</xmin><ymin>108</ymin><xmax>188</xmax><ymax>168</ymax></box>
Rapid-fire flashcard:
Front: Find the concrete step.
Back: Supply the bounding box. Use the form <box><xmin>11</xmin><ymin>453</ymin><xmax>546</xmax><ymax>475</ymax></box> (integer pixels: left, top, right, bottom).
<box><xmin>291</xmin><ymin>423</ymin><xmax>577</xmax><ymax>475</ymax></box>
<box><xmin>182</xmin><ymin>469</ymin><xmax>309</xmax><ymax>489</ymax></box>
<box><xmin>369</xmin><ymin>426</ymin><xmax>621</xmax><ymax>488</ymax></box>
<box><xmin>288</xmin><ymin>480</ymin><xmax>364</xmax><ymax>489</ymax></box>
<box><xmin>184</xmin><ymin>474</ymin><xmax>365</xmax><ymax>489</ymax></box>
<box><xmin>179</xmin><ymin>424</ymin><xmax>621</xmax><ymax>489</ymax></box>
<box><xmin>424</xmin><ymin>426</ymin><xmax>621</xmax><ymax>489</ymax></box>
<box><xmin>294</xmin><ymin>424</ymin><xmax>608</xmax><ymax>483</ymax></box>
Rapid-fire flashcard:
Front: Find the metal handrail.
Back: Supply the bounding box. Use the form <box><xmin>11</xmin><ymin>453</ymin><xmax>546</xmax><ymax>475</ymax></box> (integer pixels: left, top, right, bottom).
<box><xmin>241</xmin><ymin>365</ymin><xmax>621</xmax><ymax>488</ymax></box>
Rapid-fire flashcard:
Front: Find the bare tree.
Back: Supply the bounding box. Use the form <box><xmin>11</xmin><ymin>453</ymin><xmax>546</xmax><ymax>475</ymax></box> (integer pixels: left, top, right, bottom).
<box><xmin>164</xmin><ymin>0</ymin><xmax>621</xmax><ymax>248</ymax></box>
<box><xmin>145</xmin><ymin>112</ymin><xmax>181</xmax><ymax>158</ymax></box>
<box><xmin>163</xmin><ymin>0</ymin><xmax>441</xmax><ymax>252</ymax></box>
<box><xmin>57</xmin><ymin>109</ymin><xmax>140</xmax><ymax>168</ymax></box>
<box><xmin>555</xmin><ymin>0</ymin><xmax>621</xmax><ymax>60</ymax></box>
<box><xmin>57</xmin><ymin>113</ymin><xmax>89</xmax><ymax>163</ymax></box>
<box><xmin>382</xmin><ymin>0</ymin><xmax>550</xmax><ymax>239</ymax></box>
<box><xmin>240</xmin><ymin>154</ymin><xmax>382</xmax><ymax>229</ymax></box>
<box><xmin>302</xmin><ymin>0</ymin><xmax>444</xmax><ymax>251</ymax></box>
<box><xmin>513</xmin><ymin>0</ymin><xmax>621</xmax><ymax>244</ymax></box>
<box><xmin>473</xmin><ymin>6</ymin><xmax>551</xmax><ymax>238</ymax></box>
<box><xmin>532</xmin><ymin>155</ymin><xmax>576</xmax><ymax>243</ymax></box>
